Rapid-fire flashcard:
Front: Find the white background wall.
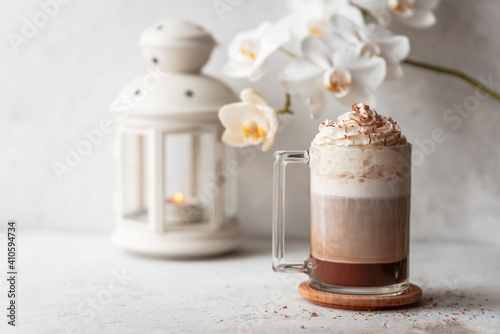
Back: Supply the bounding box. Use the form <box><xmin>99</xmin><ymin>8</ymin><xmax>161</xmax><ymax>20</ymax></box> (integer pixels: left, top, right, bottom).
<box><xmin>1</xmin><ymin>0</ymin><xmax>499</xmax><ymax>244</ymax></box>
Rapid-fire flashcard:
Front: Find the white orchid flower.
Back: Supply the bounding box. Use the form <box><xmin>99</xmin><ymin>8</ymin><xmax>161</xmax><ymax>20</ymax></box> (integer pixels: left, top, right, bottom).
<box><xmin>287</xmin><ymin>0</ymin><xmax>364</xmax><ymax>44</ymax></box>
<box><xmin>218</xmin><ymin>89</ymin><xmax>278</xmax><ymax>151</ymax></box>
<box><xmin>280</xmin><ymin>35</ymin><xmax>386</xmax><ymax>118</ymax></box>
<box><xmin>353</xmin><ymin>0</ymin><xmax>440</xmax><ymax>28</ymax></box>
<box><xmin>223</xmin><ymin>18</ymin><xmax>295</xmax><ymax>82</ymax></box>
<box><xmin>329</xmin><ymin>16</ymin><xmax>410</xmax><ymax>79</ymax></box>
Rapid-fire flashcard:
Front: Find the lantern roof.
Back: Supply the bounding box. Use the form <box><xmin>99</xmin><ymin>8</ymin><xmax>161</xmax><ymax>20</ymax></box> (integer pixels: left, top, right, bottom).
<box><xmin>140</xmin><ymin>19</ymin><xmax>215</xmax><ymax>51</ymax></box>
<box><xmin>112</xmin><ymin>19</ymin><xmax>237</xmax><ymax>118</ymax></box>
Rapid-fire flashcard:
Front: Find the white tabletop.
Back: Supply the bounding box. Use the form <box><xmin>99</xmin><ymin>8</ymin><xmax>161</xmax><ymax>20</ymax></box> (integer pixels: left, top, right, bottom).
<box><xmin>2</xmin><ymin>231</ymin><xmax>499</xmax><ymax>334</ymax></box>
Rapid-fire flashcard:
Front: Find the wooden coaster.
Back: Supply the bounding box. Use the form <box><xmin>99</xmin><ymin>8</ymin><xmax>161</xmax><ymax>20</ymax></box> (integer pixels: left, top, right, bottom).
<box><xmin>298</xmin><ymin>281</ymin><xmax>422</xmax><ymax>311</ymax></box>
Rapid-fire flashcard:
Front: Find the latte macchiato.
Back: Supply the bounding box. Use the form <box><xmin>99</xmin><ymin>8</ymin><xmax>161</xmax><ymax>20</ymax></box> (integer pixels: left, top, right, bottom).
<box><xmin>308</xmin><ymin>103</ymin><xmax>411</xmax><ymax>294</ymax></box>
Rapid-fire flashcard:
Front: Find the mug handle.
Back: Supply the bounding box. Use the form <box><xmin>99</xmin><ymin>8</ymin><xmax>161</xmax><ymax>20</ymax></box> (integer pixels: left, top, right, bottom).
<box><xmin>272</xmin><ymin>150</ymin><xmax>310</xmax><ymax>274</ymax></box>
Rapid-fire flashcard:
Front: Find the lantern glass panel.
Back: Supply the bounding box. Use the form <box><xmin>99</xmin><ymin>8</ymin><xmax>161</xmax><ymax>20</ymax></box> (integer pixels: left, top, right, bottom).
<box><xmin>122</xmin><ymin>132</ymin><xmax>149</xmax><ymax>223</ymax></box>
<box><xmin>163</xmin><ymin>131</ymin><xmax>216</xmax><ymax>227</ymax></box>
<box><xmin>223</xmin><ymin>145</ymin><xmax>238</xmax><ymax>225</ymax></box>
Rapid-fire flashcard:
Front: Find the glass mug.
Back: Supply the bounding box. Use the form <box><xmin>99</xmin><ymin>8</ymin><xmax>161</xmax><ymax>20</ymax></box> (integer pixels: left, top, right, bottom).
<box><xmin>272</xmin><ymin>144</ymin><xmax>412</xmax><ymax>295</ymax></box>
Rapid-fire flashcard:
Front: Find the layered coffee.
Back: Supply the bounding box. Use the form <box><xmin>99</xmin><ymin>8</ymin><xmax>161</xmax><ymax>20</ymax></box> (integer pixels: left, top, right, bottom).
<box><xmin>309</xmin><ymin>103</ymin><xmax>411</xmax><ymax>293</ymax></box>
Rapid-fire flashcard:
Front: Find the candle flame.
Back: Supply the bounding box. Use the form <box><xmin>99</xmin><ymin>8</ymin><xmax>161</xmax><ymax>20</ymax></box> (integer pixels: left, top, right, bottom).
<box><xmin>173</xmin><ymin>192</ymin><xmax>184</xmax><ymax>204</ymax></box>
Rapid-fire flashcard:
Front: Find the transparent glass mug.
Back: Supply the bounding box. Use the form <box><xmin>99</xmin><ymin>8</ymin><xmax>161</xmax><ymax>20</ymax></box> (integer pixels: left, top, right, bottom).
<box><xmin>272</xmin><ymin>144</ymin><xmax>412</xmax><ymax>295</ymax></box>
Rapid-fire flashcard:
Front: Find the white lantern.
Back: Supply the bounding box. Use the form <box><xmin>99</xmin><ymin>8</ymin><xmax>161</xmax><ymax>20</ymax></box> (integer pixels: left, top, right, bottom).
<box><xmin>111</xmin><ymin>19</ymin><xmax>242</xmax><ymax>257</ymax></box>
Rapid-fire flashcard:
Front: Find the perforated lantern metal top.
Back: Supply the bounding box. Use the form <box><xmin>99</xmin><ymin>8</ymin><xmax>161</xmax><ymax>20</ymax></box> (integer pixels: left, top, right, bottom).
<box><xmin>111</xmin><ymin>19</ymin><xmax>237</xmax><ymax>119</ymax></box>
<box><xmin>140</xmin><ymin>18</ymin><xmax>216</xmax><ymax>72</ymax></box>
<box><xmin>111</xmin><ymin>19</ymin><xmax>242</xmax><ymax>258</ymax></box>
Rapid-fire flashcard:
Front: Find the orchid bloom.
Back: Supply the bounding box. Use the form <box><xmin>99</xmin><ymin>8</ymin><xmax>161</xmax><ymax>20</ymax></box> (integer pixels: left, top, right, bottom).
<box><xmin>223</xmin><ymin>18</ymin><xmax>295</xmax><ymax>82</ymax></box>
<box><xmin>287</xmin><ymin>0</ymin><xmax>364</xmax><ymax>44</ymax></box>
<box><xmin>353</xmin><ymin>0</ymin><xmax>440</xmax><ymax>28</ymax></box>
<box><xmin>329</xmin><ymin>16</ymin><xmax>410</xmax><ymax>79</ymax></box>
<box><xmin>218</xmin><ymin>89</ymin><xmax>278</xmax><ymax>151</ymax></box>
<box><xmin>280</xmin><ymin>35</ymin><xmax>386</xmax><ymax>118</ymax></box>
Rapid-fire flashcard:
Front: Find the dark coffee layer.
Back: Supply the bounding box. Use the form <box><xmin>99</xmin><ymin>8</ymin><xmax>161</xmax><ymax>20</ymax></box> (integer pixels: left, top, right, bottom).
<box><xmin>310</xmin><ymin>256</ymin><xmax>408</xmax><ymax>287</ymax></box>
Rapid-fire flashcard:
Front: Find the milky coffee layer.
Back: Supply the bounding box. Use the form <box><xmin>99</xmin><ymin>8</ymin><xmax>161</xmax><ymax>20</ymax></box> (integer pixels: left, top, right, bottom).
<box><xmin>310</xmin><ymin>194</ymin><xmax>410</xmax><ymax>263</ymax></box>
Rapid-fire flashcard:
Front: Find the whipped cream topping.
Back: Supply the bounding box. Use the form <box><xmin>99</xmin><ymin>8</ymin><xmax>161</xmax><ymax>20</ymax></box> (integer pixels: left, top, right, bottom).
<box><xmin>313</xmin><ymin>103</ymin><xmax>407</xmax><ymax>147</ymax></box>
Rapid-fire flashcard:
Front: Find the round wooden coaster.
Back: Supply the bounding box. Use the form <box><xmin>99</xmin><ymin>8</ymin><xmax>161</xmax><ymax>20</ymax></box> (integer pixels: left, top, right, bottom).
<box><xmin>298</xmin><ymin>281</ymin><xmax>422</xmax><ymax>311</ymax></box>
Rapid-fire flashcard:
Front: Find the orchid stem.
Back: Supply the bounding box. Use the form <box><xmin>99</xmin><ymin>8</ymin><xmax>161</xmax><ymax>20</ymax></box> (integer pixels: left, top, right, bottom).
<box><xmin>276</xmin><ymin>49</ymin><xmax>295</xmax><ymax>115</ymax></box>
<box><xmin>403</xmin><ymin>59</ymin><xmax>500</xmax><ymax>103</ymax></box>
<box><xmin>276</xmin><ymin>93</ymin><xmax>294</xmax><ymax>115</ymax></box>
<box><xmin>278</xmin><ymin>47</ymin><xmax>297</xmax><ymax>58</ymax></box>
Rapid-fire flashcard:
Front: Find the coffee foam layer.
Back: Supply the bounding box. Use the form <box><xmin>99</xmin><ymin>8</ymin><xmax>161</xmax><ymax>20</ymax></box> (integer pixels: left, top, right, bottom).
<box><xmin>311</xmin><ymin>176</ymin><xmax>409</xmax><ymax>198</ymax></box>
<box><xmin>309</xmin><ymin>143</ymin><xmax>411</xmax><ymax>198</ymax></box>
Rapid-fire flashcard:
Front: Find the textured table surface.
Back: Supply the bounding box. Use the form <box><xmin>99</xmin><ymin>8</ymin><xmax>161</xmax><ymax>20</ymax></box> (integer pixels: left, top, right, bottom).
<box><xmin>0</xmin><ymin>231</ymin><xmax>499</xmax><ymax>334</ymax></box>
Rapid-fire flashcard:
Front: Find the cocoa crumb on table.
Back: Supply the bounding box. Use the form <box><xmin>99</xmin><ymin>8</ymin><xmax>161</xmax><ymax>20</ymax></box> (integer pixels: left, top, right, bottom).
<box><xmin>311</xmin><ymin>312</ymin><xmax>318</xmax><ymax>317</ymax></box>
<box><xmin>283</xmin><ymin>306</ymin><xmax>287</xmax><ymax>309</ymax></box>
<box><xmin>300</xmin><ymin>325</ymin><xmax>305</xmax><ymax>329</ymax></box>
<box><xmin>423</xmin><ymin>302</ymin><xmax>438</xmax><ymax>309</ymax></box>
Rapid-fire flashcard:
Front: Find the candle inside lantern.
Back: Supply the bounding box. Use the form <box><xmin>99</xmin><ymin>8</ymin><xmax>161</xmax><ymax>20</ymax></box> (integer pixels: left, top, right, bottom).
<box><xmin>173</xmin><ymin>192</ymin><xmax>184</xmax><ymax>204</ymax></box>
<box><xmin>165</xmin><ymin>192</ymin><xmax>204</xmax><ymax>224</ymax></box>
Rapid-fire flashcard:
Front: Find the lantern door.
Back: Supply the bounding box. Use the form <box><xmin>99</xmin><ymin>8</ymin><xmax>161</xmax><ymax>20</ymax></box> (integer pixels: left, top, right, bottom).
<box><xmin>162</xmin><ymin>128</ymin><xmax>221</xmax><ymax>229</ymax></box>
